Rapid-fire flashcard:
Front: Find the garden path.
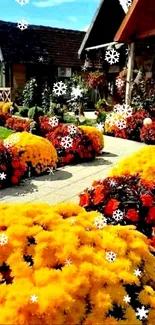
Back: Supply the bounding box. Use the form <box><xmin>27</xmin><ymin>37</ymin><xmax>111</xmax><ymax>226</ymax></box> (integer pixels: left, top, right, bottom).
<box><xmin>0</xmin><ymin>136</ymin><xmax>146</xmax><ymax>205</ymax></box>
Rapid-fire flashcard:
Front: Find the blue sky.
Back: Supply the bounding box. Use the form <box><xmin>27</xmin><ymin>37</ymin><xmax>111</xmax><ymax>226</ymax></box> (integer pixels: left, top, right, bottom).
<box><xmin>0</xmin><ymin>0</ymin><xmax>100</xmax><ymax>31</ymax></box>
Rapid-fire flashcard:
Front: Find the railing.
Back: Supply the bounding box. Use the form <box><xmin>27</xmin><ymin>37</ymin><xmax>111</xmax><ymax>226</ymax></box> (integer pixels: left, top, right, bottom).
<box><xmin>0</xmin><ymin>88</ymin><xmax>11</xmax><ymax>102</ymax></box>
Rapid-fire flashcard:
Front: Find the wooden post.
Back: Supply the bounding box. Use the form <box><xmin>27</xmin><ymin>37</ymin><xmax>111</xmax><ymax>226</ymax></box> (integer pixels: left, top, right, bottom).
<box><xmin>125</xmin><ymin>43</ymin><xmax>135</xmax><ymax>105</ymax></box>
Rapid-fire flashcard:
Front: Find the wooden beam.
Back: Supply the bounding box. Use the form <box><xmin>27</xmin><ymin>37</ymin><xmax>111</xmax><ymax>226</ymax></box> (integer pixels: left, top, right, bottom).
<box><xmin>125</xmin><ymin>43</ymin><xmax>135</xmax><ymax>105</ymax></box>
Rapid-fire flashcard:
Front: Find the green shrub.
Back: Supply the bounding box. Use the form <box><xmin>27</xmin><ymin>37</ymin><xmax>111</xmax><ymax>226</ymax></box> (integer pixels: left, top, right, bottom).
<box><xmin>28</xmin><ymin>106</ymin><xmax>44</xmax><ymax>120</ymax></box>
<box><xmin>19</xmin><ymin>107</ymin><xmax>29</xmax><ymax>117</ymax></box>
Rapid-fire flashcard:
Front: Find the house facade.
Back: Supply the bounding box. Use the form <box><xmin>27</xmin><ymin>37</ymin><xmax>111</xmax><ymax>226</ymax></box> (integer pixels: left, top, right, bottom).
<box><xmin>0</xmin><ymin>20</ymin><xmax>85</xmax><ymax>101</ymax></box>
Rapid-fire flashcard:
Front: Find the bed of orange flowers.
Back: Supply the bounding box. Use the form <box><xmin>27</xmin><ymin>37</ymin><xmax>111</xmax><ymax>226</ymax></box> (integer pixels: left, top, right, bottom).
<box><xmin>79</xmin><ymin>125</ymin><xmax>104</xmax><ymax>153</ymax></box>
<box><xmin>4</xmin><ymin>132</ymin><xmax>58</xmax><ymax>175</ymax></box>
<box><xmin>0</xmin><ymin>202</ymin><xmax>155</xmax><ymax>324</ymax></box>
<box><xmin>110</xmin><ymin>146</ymin><xmax>155</xmax><ymax>181</ymax></box>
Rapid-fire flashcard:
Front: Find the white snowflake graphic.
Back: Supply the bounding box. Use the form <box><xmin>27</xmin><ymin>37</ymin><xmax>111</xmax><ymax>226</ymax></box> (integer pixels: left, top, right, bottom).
<box><xmin>109</xmin><ymin>179</ymin><xmax>117</xmax><ymax>187</ymax></box>
<box><xmin>123</xmin><ymin>295</ymin><xmax>131</xmax><ymax>303</ymax></box>
<box><xmin>126</xmin><ymin>0</ymin><xmax>133</xmax><ymax>8</ymax></box>
<box><xmin>94</xmin><ymin>215</ymin><xmax>107</xmax><ymax>229</ymax></box>
<box><xmin>136</xmin><ymin>306</ymin><xmax>149</xmax><ymax>321</ymax></box>
<box><xmin>68</xmin><ymin>124</ymin><xmax>78</xmax><ymax>135</ymax></box>
<box><xmin>119</xmin><ymin>0</ymin><xmax>132</xmax><ymax>12</ymax></box>
<box><xmin>71</xmin><ymin>86</ymin><xmax>83</xmax><ymax>99</ymax></box>
<box><xmin>86</xmin><ymin>227</ymin><xmax>91</xmax><ymax>231</ymax></box>
<box><xmin>17</xmin><ymin>19</ymin><xmax>29</xmax><ymax>31</ymax></box>
<box><xmin>134</xmin><ymin>269</ymin><xmax>142</xmax><ymax>277</ymax></box>
<box><xmin>115</xmin><ymin>78</ymin><xmax>124</xmax><ymax>88</ymax></box>
<box><xmin>112</xmin><ymin>209</ymin><xmax>124</xmax><ymax>222</ymax></box>
<box><xmin>38</xmin><ymin>56</ymin><xmax>44</xmax><ymax>62</ymax></box>
<box><xmin>105</xmin><ymin>113</ymin><xmax>117</xmax><ymax>127</ymax></box>
<box><xmin>114</xmin><ymin>104</ymin><xmax>133</xmax><ymax>117</ymax></box>
<box><xmin>15</xmin><ymin>0</ymin><xmax>29</xmax><ymax>5</ymax></box>
<box><xmin>0</xmin><ymin>233</ymin><xmax>8</xmax><ymax>246</ymax></box>
<box><xmin>105</xmin><ymin>49</ymin><xmax>120</xmax><ymax>65</ymax></box>
<box><xmin>47</xmin><ymin>167</ymin><xmax>54</xmax><ymax>175</ymax></box>
<box><xmin>4</xmin><ymin>134</ymin><xmax>20</xmax><ymax>148</ymax></box>
<box><xmin>61</xmin><ymin>136</ymin><xmax>73</xmax><ymax>149</ymax></box>
<box><xmin>96</xmin><ymin>123</ymin><xmax>104</xmax><ymax>132</ymax></box>
<box><xmin>48</xmin><ymin>116</ymin><xmax>59</xmax><ymax>127</ymax></box>
<box><xmin>53</xmin><ymin>81</ymin><xmax>67</xmax><ymax>97</ymax></box>
<box><xmin>115</xmin><ymin>118</ymin><xmax>127</xmax><ymax>130</ymax></box>
<box><xmin>65</xmin><ymin>258</ymin><xmax>72</xmax><ymax>266</ymax></box>
<box><xmin>106</xmin><ymin>251</ymin><xmax>117</xmax><ymax>263</ymax></box>
<box><xmin>0</xmin><ymin>172</ymin><xmax>7</xmax><ymax>181</ymax></box>
<box><xmin>30</xmin><ymin>294</ymin><xmax>38</xmax><ymax>303</ymax></box>
<box><xmin>70</xmin><ymin>218</ymin><xmax>76</xmax><ymax>225</ymax></box>
<box><xmin>81</xmin><ymin>65</ymin><xmax>87</xmax><ymax>71</ymax></box>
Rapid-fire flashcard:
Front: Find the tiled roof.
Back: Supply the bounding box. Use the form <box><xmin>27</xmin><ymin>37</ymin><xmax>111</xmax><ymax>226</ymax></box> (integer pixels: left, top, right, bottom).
<box><xmin>0</xmin><ymin>20</ymin><xmax>85</xmax><ymax>67</ymax></box>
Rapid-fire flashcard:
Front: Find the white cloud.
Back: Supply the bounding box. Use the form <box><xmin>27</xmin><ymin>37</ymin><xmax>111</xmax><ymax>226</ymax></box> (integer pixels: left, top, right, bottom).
<box><xmin>83</xmin><ymin>25</ymin><xmax>89</xmax><ymax>32</ymax></box>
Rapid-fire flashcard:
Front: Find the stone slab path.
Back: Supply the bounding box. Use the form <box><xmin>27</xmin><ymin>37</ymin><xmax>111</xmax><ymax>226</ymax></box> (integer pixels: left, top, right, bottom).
<box><xmin>0</xmin><ymin>136</ymin><xmax>146</xmax><ymax>205</ymax></box>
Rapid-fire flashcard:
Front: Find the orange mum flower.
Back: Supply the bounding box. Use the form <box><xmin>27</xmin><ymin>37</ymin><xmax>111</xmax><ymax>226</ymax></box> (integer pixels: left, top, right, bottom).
<box><xmin>104</xmin><ymin>199</ymin><xmax>119</xmax><ymax>216</ymax></box>
<box><xmin>79</xmin><ymin>192</ymin><xmax>90</xmax><ymax>207</ymax></box>
<box><xmin>93</xmin><ymin>185</ymin><xmax>104</xmax><ymax>205</ymax></box>
<box><xmin>140</xmin><ymin>194</ymin><xmax>153</xmax><ymax>207</ymax></box>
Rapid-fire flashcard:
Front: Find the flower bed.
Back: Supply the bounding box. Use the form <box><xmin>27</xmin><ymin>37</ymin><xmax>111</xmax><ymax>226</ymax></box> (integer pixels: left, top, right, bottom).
<box><xmin>79</xmin><ymin>175</ymin><xmax>155</xmax><ymax>247</ymax></box>
<box><xmin>0</xmin><ymin>141</ymin><xmax>26</xmax><ymax>189</ymax></box>
<box><xmin>5</xmin><ymin>116</ymin><xmax>30</xmax><ymax>132</ymax></box>
<box><xmin>0</xmin><ymin>202</ymin><xmax>155</xmax><ymax>324</ymax></box>
<box><xmin>46</xmin><ymin>124</ymin><xmax>99</xmax><ymax>166</ymax></box>
<box><xmin>4</xmin><ymin>132</ymin><xmax>58</xmax><ymax>175</ymax></box>
<box><xmin>110</xmin><ymin>146</ymin><xmax>155</xmax><ymax>181</ymax></box>
<box><xmin>140</xmin><ymin>122</ymin><xmax>155</xmax><ymax>144</ymax></box>
<box><xmin>79</xmin><ymin>125</ymin><xmax>104</xmax><ymax>153</ymax></box>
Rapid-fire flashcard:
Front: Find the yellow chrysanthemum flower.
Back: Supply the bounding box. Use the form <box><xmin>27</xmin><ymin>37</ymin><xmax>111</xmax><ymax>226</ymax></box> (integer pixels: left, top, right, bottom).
<box><xmin>79</xmin><ymin>125</ymin><xmax>104</xmax><ymax>152</ymax></box>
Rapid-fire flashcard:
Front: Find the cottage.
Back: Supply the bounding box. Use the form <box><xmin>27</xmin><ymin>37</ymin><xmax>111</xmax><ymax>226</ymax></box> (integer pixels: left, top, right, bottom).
<box><xmin>0</xmin><ymin>20</ymin><xmax>85</xmax><ymax>101</ymax></box>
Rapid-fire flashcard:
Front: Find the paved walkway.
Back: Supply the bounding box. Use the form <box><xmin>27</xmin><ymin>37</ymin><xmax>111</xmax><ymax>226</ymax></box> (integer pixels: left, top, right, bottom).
<box><xmin>0</xmin><ymin>136</ymin><xmax>146</xmax><ymax>204</ymax></box>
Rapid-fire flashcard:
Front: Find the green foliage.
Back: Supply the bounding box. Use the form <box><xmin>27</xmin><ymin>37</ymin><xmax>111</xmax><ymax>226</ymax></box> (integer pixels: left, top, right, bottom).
<box><xmin>97</xmin><ymin>111</ymin><xmax>107</xmax><ymax>123</ymax></box>
<box><xmin>28</xmin><ymin>106</ymin><xmax>44</xmax><ymax>120</ymax></box>
<box><xmin>42</xmin><ymin>88</ymin><xmax>51</xmax><ymax>114</ymax></box>
<box><xmin>19</xmin><ymin>107</ymin><xmax>29</xmax><ymax>117</ymax></box>
<box><xmin>95</xmin><ymin>98</ymin><xmax>109</xmax><ymax>110</ymax></box>
<box><xmin>0</xmin><ymin>127</ymin><xmax>14</xmax><ymax>140</ymax></box>
<box><xmin>22</xmin><ymin>78</ymin><xmax>38</xmax><ymax>108</ymax></box>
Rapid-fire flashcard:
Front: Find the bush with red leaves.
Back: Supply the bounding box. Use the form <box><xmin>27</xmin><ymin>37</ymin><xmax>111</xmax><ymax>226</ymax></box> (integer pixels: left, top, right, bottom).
<box><xmin>39</xmin><ymin>116</ymin><xmax>57</xmax><ymax>136</ymax></box>
<box><xmin>124</xmin><ymin>109</ymin><xmax>150</xmax><ymax>141</ymax></box>
<box><xmin>140</xmin><ymin>122</ymin><xmax>155</xmax><ymax>144</ymax></box>
<box><xmin>46</xmin><ymin>123</ymin><xmax>96</xmax><ymax>166</ymax></box>
<box><xmin>5</xmin><ymin>117</ymin><xmax>30</xmax><ymax>132</ymax></box>
<box><xmin>0</xmin><ymin>142</ymin><xmax>27</xmax><ymax>189</ymax></box>
<box><xmin>79</xmin><ymin>175</ymin><xmax>155</xmax><ymax>247</ymax></box>
<box><xmin>0</xmin><ymin>113</ymin><xmax>11</xmax><ymax>126</ymax></box>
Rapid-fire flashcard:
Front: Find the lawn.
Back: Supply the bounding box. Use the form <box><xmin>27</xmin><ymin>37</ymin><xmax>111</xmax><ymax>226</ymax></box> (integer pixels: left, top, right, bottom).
<box><xmin>0</xmin><ymin>126</ymin><xmax>14</xmax><ymax>140</ymax></box>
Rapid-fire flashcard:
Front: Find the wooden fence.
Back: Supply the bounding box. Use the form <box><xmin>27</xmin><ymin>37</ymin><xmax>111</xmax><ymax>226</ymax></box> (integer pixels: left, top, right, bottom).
<box><xmin>0</xmin><ymin>88</ymin><xmax>11</xmax><ymax>102</ymax></box>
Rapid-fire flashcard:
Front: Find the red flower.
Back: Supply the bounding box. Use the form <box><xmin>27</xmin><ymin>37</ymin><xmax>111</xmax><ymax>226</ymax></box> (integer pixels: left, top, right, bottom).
<box><xmin>104</xmin><ymin>199</ymin><xmax>119</xmax><ymax>216</ymax></box>
<box><xmin>93</xmin><ymin>185</ymin><xmax>104</xmax><ymax>205</ymax></box>
<box><xmin>79</xmin><ymin>192</ymin><xmax>90</xmax><ymax>207</ymax></box>
<box><xmin>146</xmin><ymin>207</ymin><xmax>155</xmax><ymax>224</ymax></box>
<box><xmin>126</xmin><ymin>209</ymin><xmax>139</xmax><ymax>222</ymax></box>
<box><xmin>11</xmin><ymin>176</ymin><xmax>19</xmax><ymax>184</ymax></box>
<box><xmin>12</xmin><ymin>160</ymin><xmax>21</xmax><ymax>169</ymax></box>
<box><xmin>140</xmin><ymin>194</ymin><xmax>153</xmax><ymax>207</ymax></box>
<box><xmin>92</xmin><ymin>180</ymin><xmax>101</xmax><ymax>187</ymax></box>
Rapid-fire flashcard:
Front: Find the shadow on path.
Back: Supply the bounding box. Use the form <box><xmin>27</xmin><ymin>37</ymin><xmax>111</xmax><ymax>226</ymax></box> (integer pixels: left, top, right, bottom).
<box><xmin>80</xmin><ymin>158</ymin><xmax>112</xmax><ymax>167</ymax></box>
<box><xmin>101</xmin><ymin>151</ymin><xmax>118</xmax><ymax>158</ymax></box>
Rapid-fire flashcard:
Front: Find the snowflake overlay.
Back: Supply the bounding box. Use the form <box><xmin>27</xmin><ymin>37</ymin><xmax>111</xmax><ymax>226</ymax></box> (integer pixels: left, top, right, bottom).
<box><xmin>0</xmin><ymin>233</ymin><xmax>8</xmax><ymax>246</ymax></box>
<box><xmin>123</xmin><ymin>295</ymin><xmax>131</xmax><ymax>303</ymax></box>
<box><xmin>38</xmin><ymin>56</ymin><xmax>44</xmax><ymax>62</ymax></box>
<box><xmin>48</xmin><ymin>116</ymin><xmax>59</xmax><ymax>127</ymax></box>
<box><xmin>114</xmin><ymin>104</ymin><xmax>133</xmax><ymax>117</ymax></box>
<box><xmin>106</xmin><ymin>251</ymin><xmax>117</xmax><ymax>263</ymax></box>
<box><xmin>115</xmin><ymin>118</ymin><xmax>127</xmax><ymax>130</ymax></box>
<box><xmin>71</xmin><ymin>86</ymin><xmax>83</xmax><ymax>99</ymax></box>
<box><xmin>17</xmin><ymin>19</ymin><xmax>29</xmax><ymax>31</ymax></box>
<box><xmin>134</xmin><ymin>269</ymin><xmax>142</xmax><ymax>277</ymax></box>
<box><xmin>105</xmin><ymin>49</ymin><xmax>120</xmax><ymax>65</ymax></box>
<box><xmin>115</xmin><ymin>78</ymin><xmax>124</xmax><ymax>88</ymax></box>
<box><xmin>61</xmin><ymin>136</ymin><xmax>73</xmax><ymax>149</ymax></box>
<box><xmin>65</xmin><ymin>258</ymin><xmax>72</xmax><ymax>266</ymax></box>
<box><xmin>68</xmin><ymin>124</ymin><xmax>78</xmax><ymax>135</ymax></box>
<box><xmin>53</xmin><ymin>81</ymin><xmax>67</xmax><ymax>96</ymax></box>
<box><xmin>0</xmin><ymin>172</ymin><xmax>6</xmax><ymax>181</ymax></box>
<box><xmin>47</xmin><ymin>167</ymin><xmax>54</xmax><ymax>175</ymax></box>
<box><xmin>109</xmin><ymin>179</ymin><xmax>117</xmax><ymax>187</ymax></box>
<box><xmin>70</xmin><ymin>218</ymin><xmax>76</xmax><ymax>225</ymax></box>
<box><xmin>96</xmin><ymin>123</ymin><xmax>104</xmax><ymax>132</ymax></box>
<box><xmin>136</xmin><ymin>306</ymin><xmax>149</xmax><ymax>321</ymax></box>
<box><xmin>94</xmin><ymin>215</ymin><xmax>107</xmax><ymax>229</ymax></box>
<box><xmin>112</xmin><ymin>209</ymin><xmax>124</xmax><ymax>222</ymax></box>
<box><xmin>15</xmin><ymin>0</ymin><xmax>29</xmax><ymax>5</ymax></box>
<box><xmin>126</xmin><ymin>0</ymin><xmax>133</xmax><ymax>8</ymax></box>
<box><xmin>30</xmin><ymin>295</ymin><xmax>38</xmax><ymax>303</ymax></box>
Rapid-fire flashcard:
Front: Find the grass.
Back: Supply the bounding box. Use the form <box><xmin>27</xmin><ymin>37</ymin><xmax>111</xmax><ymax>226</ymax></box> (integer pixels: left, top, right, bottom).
<box><xmin>0</xmin><ymin>127</ymin><xmax>14</xmax><ymax>140</ymax></box>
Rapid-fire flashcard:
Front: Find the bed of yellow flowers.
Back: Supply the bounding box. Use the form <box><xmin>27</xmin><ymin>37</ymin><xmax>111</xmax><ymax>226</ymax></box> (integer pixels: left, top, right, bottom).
<box><xmin>0</xmin><ymin>202</ymin><xmax>155</xmax><ymax>324</ymax></box>
<box><xmin>79</xmin><ymin>126</ymin><xmax>104</xmax><ymax>153</ymax></box>
<box><xmin>4</xmin><ymin>131</ymin><xmax>58</xmax><ymax>174</ymax></box>
<box><xmin>110</xmin><ymin>146</ymin><xmax>155</xmax><ymax>182</ymax></box>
